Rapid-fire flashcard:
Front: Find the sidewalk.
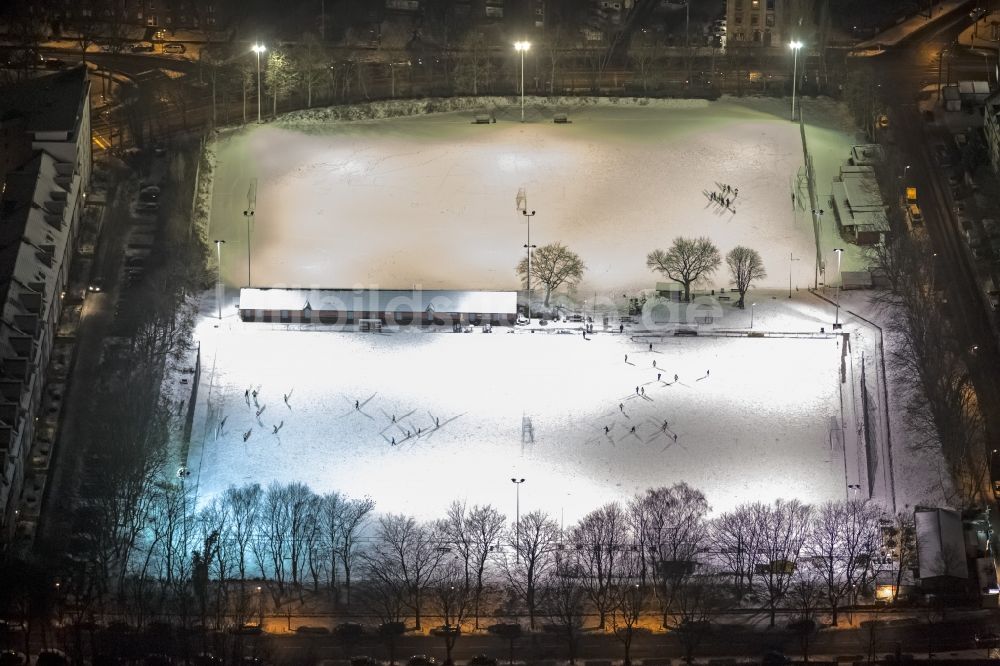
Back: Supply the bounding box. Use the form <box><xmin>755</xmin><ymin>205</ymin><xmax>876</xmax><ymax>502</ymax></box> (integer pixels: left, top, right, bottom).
<box><xmin>853</xmin><ymin>0</ymin><xmax>973</xmax><ymax>53</ymax></box>
<box><xmin>958</xmin><ymin>9</ymin><xmax>1000</xmax><ymax>50</ymax></box>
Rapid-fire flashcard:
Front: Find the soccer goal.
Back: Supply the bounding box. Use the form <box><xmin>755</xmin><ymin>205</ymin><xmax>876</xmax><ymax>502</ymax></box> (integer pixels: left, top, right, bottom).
<box><xmin>359</xmin><ymin>319</ymin><xmax>383</xmax><ymax>332</ymax></box>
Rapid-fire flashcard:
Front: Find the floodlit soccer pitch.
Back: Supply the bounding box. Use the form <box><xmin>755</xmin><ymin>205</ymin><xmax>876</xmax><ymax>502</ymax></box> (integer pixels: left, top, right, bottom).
<box><xmin>207</xmin><ymin>99</ymin><xmax>836</xmax><ymax>294</ymax></box>
<box><xmin>188</xmin><ymin>322</ymin><xmax>849</xmax><ymax>523</ymax></box>
<box><xmin>193</xmin><ymin>99</ymin><xmax>857</xmax><ymax>520</ymax></box>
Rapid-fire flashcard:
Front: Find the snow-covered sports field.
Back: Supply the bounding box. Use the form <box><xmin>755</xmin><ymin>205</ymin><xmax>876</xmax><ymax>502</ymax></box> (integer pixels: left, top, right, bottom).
<box><xmin>191</xmin><ymin>99</ymin><xmax>867</xmax><ymax>520</ymax></box>
<box><xmin>207</xmin><ymin>98</ymin><xmax>856</xmax><ymax>293</ymax></box>
<box><xmin>188</xmin><ymin>321</ymin><xmax>849</xmax><ymax>522</ymax></box>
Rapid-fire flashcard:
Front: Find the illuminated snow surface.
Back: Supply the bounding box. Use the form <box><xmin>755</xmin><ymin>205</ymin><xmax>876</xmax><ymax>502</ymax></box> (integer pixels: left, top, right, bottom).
<box><xmin>207</xmin><ymin>98</ymin><xmax>862</xmax><ymax>293</ymax></box>
<box><xmin>190</xmin><ymin>98</ymin><xmax>878</xmax><ymax>521</ymax></box>
<box><xmin>188</xmin><ymin>321</ymin><xmax>846</xmax><ymax>522</ymax></box>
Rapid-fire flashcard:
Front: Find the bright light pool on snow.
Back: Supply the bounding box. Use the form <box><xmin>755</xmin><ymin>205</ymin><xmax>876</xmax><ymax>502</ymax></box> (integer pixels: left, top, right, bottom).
<box><xmin>189</xmin><ymin>322</ymin><xmax>847</xmax><ymax>523</ymax></box>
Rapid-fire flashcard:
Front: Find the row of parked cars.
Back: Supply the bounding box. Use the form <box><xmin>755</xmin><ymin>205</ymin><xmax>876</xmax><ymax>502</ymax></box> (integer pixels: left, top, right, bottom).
<box><xmin>938</xmin><ymin>134</ymin><xmax>1000</xmax><ymax>310</ymax></box>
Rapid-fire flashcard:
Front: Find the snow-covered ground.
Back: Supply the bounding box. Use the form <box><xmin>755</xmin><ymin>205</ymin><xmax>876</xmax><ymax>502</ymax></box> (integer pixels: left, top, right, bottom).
<box><xmin>187</xmin><ymin>303</ymin><xmax>851</xmax><ymax>523</ymax></box>
<box><xmin>207</xmin><ymin>97</ymin><xmax>861</xmax><ymax>295</ymax></box>
<box><xmin>184</xmin><ymin>97</ymin><xmax>948</xmax><ymax>523</ymax></box>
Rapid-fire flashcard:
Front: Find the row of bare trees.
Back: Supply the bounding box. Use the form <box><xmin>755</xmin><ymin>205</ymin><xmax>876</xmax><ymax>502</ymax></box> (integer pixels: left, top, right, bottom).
<box><xmin>854</xmin><ymin>78</ymin><xmax>990</xmax><ymax>506</ymax></box>
<box><xmin>50</xmin><ymin>473</ymin><xmax>909</xmax><ymax>636</ymax></box>
<box><xmin>512</xmin><ymin>238</ymin><xmax>766</xmax><ymax>312</ymax></box>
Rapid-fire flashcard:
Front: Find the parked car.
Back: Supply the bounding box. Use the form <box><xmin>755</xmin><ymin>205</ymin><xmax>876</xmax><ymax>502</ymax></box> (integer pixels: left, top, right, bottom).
<box><xmin>228</xmin><ymin>623</ymin><xmax>262</xmax><ymax>635</ymax></box>
<box><xmin>349</xmin><ymin>658</ymin><xmax>379</xmax><ymax>666</ymax></box>
<box><xmin>408</xmin><ymin>656</ymin><xmax>437</xmax><ymax>666</ymax></box>
<box><xmin>139</xmin><ymin>190</ymin><xmax>158</xmax><ymax>203</ymax></box>
<box><xmin>295</xmin><ymin>626</ymin><xmax>330</xmax><ymax>635</ymax></box>
<box><xmin>87</xmin><ymin>278</ymin><xmax>104</xmax><ymax>293</ymax></box>
<box><xmin>933</xmin><ymin>143</ymin><xmax>952</xmax><ymax>166</ymax></box>
<box><xmin>136</xmin><ymin>201</ymin><xmax>159</xmax><ymax>212</ymax></box>
<box><xmin>130</xmin><ymin>43</ymin><xmax>155</xmax><ymax>53</ymax></box>
<box><xmin>0</xmin><ymin>652</ymin><xmax>26</xmax><ymax>666</ymax></box>
<box><xmin>36</xmin><ymin>651</ymin><xmax>69</xmax><ymax>666</ymax></box>
<box><xmin>468</xmin><ymin>656</ymin><xmax>497</xmax><ymax>666</ymax></box>
<box><xmin>162</xmin><ymin>42</ymin><xmax>186</xmax><ymax>54</ymax></box>
<box><xmin>42</xmin><ymin>58</ymin><xmax>66</xmax><ymax>70</ymax></box>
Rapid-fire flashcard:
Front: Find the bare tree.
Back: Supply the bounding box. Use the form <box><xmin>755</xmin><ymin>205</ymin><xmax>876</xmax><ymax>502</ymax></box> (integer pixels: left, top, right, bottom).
<box><xmin>430</xmin><ymin>558</ymin><xmax>470</xmax><ymax>665</ymax></box>
<box><xmin>786</xmin><ymin>572</ymin><xmax>824</xmax><ymax>663</ymax></box>
<box><xmin>541</xmin><ymin>555</ymin><xmax>586</xmax><ymax>664</ymax></box>
<box><xmin>630</xmin><ymin>30</ymin><xmax>662</xmax><ymax>94</ymax></box>
<box><xmin>266</xmin><ymin>49</ymin><xmax>299</xmax><ymax>118</ymax></box>
<box><xmin>238</xmin><ymin>61</ymin><xmax>256</xmax><ymax>125</ymax></box>
<box><xmin>647</xmin><ymin>237</ymin><xmax>722</xmax><ymax>301</ymax></box>
<box><xmin>883</xmin><ymin>510</ymin><xmax>917</xmax><ymax>603</ymax></box>
<box><xmin>630</xmin><ymin>484</ymin><xmax>709</xmax><ymax>628</ymax></box>
<box><xmin>570</xmin><ymin>502</ymin><xmax>629</xmax><ymax>629</ymax></box>
<box><xmin>502</xmin><ymin>510</ymin><xmax>561</xmax><ymax>629</ymax></box>
<box><xmin>364</xmin><ymin>514</ymin><xmax>445</xmax><ymax>630</ymax></box>
<box><xmin>541</xmin><ymin>24</ymin><xmax>571</xmax><ymax>94</ymax></box>
<box><xmin>804</xmin><ymin>499</ymin><xmax>883</xmax><ymax>626</ymax></box>
<box><xmin>609</xmin><ymin>549</ymin><xmax>647</xmax><ymax>666</ymax></box>
<box><xmin>516</xmin><ymin>243</ymin><xmax>586</xmax><ymax>308</ymax></box>
<box><xmin>286</xmin><ymin>483</ymin><xmax>320</xmax><ymax>589</ymax></box>
<box><xmin>319</xmin><ymin>492</ymin><xmax>346</xmax><ymax>598</ymax></box>
<box><xmin>223</xmin><ymin>483</ymin><xmax>262</xmax><ymax>581</ymax></box>
<box><xmin>337</xmin><ymin>495</ymin><xmax>376</xmax><ymax>606</ymax></box>
<box><xmin>725</xmin><ymin>246</ymin><xmax>766</xmax><ymax>308</ymax></box>
<box><xmin>756</xmin><ymin>499</ymin><xmax>812</xmax><ymax>627</ymax></box>
<box><xmin>668</xmin><ymin>573</ymin><xmax>726</xmax><ymax>665</ymax></box>
<box><xmin>252</xmin><ymin>482</ymin><xmax>294</xmax><ymax>608</ymax></box>
<box><xmin>443</xmin><ymin>502</ymin><xmax>505</xmax><ymax>629</ymax></box>
<box><xmin>453</xmin><ymin>31</ymin><xmax>493</xmax><ymax>95</ymax></box>
<box><xmin>293</xmin><ymin>32</ymin><xmax>330</xmax><ymax>108</ymax></box>
<box><xmin>64</xmin><ymin>0</ymin><xmax>104</xmax><ymax>64</ymax></box>
<box><xmin>710</xmin><ymin>503</ymin><xmax>765</xmax><ymax>603</ymax></box>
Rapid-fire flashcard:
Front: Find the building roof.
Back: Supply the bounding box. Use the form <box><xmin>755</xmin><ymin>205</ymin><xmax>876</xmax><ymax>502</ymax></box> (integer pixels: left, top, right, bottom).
<box><xmin>0</xmin><ymin>66</ymin><xmax>88</xmax><ymax>134</ymax></box>
<box><xmin>915</xmin><ymin>508</ymin><xmax>969</xmax><ymax>580</ymax></box>
<box><xmin>239</xmin><ymin>288</ymin><xmax>517</xmax><ymax>314</ymax></box>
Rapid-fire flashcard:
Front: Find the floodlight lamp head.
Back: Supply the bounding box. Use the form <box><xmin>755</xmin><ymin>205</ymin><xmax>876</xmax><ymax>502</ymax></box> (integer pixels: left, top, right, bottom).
<box><xmin>789</xmin><ymin>40</ymin><xmax>803</xmax><ymax>50</ymax></box>
<box><xmin>252</xmin><ymin>43</ymin><xmax>266</xmax><ymax>53</ymax></box>
<box><xmin>514</xmin><ymin>41</ymin><xmax>531</xmax><ymax>52</ymax></box>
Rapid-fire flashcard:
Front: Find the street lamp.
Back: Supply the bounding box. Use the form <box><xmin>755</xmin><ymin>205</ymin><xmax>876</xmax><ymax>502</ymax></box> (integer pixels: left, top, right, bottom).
<box><xmin>522</xmin><ymin>209</ymin><xmax>537</xmax><ymax>320</ymax></box>
<box><xmin>789</xmin><ymin>252</ymin><xmax>800</xmax><ymax>298</ymax></box>
<box><xmin>511</xmin><ymin>478</ymin><xmax>525</xmax><ymax>562</ymax></box>
<box><xmin>789</xmin><ymin>40</ymin><xmax>803</xmax><ymax>122</ymax></box>
<box><xmin>214</xmin><ymin>239</ymin><xmax>226</xmax><ymax>320</ymax></box>
<box><xmin>252</xmin><ymin>43</ymin><xmax>266</xmax><ymax>123</ymax></box>
<box><xmin>750</xmin><ymin>302</ymin><xmax>757</xmax><ymax>329</ymax></box>
<box><xmin>833</xmin><ymin>248</ymin><xmax>844</xmax><ymax>327</ymax></box>
<box><xmin>514</xmin><ymin>41</ymin><xmax>531</xmax><ymax>122</ymax></box>
<box><xmin>243</xmin><ymin>208</ymin><xmax>254</xmax><ymax>287</ymax></box>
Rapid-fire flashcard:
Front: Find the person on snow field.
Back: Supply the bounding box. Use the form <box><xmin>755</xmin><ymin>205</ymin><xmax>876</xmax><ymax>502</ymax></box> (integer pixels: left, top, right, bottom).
<box><xmin>355</xmin><ymin>400</ymin><xmax>359</xmax><ymax>409</ymax></box>
<box><xmin>657</xmin><ymin>373</ymin><xmax>662</xmax><ymax>381</ymax></box>
<box><xmin>630</xmin><ymin>426</ymin><xmax>636</xmax><ymax>433</ymax></box>
<box><xmin>604</xmin><ymin>425</ymin><xmax>610</xmax><ymax>434</ymax></box>
<box><xmin>625</xmin><ymin>354</ymin><xmax>628</xmax><ymax>363</ymax></box>
<box><xmin>619</xmin><ymin>403</ymin><xmax>624</xmax><ymax>412</ymax></box>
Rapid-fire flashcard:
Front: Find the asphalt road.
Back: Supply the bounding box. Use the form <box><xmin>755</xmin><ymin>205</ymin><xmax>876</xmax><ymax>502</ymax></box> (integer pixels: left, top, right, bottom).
<box><xmin>870</xmin><ymin>6</ymin><xmax>1000</xmax><ymax>446</ymax></box>
<box><xmin>248</xmin><ymin>616</ymin><xmax>988</xmax><ymax>662</ymax></box>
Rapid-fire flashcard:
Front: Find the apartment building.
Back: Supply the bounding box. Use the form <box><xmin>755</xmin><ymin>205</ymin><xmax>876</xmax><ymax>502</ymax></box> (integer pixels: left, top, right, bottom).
<box><xmin>726</xmin><ymin>0</ymin><xmax>813</xmax><ymax>46</ymax></box>
<box><xmin>0</xmin><ymin>66</ymin><xmax>89</xmax><ymax>548</ymax></box>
